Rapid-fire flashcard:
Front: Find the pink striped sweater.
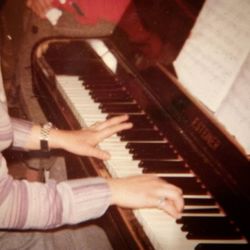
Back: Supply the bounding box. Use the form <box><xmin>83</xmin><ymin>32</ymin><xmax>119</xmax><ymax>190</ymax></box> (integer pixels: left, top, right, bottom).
<box><xmin>0</xmin><ymin>74</ymin><xmax>111</xmax><ymax>229</ymax></box>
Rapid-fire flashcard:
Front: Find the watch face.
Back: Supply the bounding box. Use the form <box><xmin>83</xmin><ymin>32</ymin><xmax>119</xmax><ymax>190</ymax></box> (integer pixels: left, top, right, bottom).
<box><xmin>40</xmin><ymin>139</ymin><xmax>49</xmax><ymax>153</ymax></box>
<box><xmin>40</xmin><ymin>122</ymin><xmax>53</xmax><ymax>152</ymax></box>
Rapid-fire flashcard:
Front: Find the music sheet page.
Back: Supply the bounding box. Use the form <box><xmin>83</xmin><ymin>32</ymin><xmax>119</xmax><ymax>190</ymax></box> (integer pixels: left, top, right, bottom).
<box><xmin>173</xmin><ymin>0</ymin><xmax>250</xmax><ymax>155</ymax></box>
<box><xmin>174</xmin><ymin>0</ymin><xmax>250</xmax><ymax>112</ymax></box>
<box><xmin>215</xmin><ymin>53</ymin><xmax>250</xmax><ymax>154</ymax></box>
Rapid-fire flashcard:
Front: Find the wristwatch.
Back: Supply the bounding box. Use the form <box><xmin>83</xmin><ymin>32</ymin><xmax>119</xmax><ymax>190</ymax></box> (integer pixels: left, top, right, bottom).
<box><xmin>40</xmin><ymin>122</ymin><xmax>53</xmax><ymax>152</ymax></box>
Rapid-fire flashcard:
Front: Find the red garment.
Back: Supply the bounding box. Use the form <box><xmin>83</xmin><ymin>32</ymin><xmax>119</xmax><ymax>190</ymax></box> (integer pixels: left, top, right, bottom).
<box><xmin>53</xmin><ymin>0</ymin><xmax>131</xmax><ymax>25</ymax></box>
<box><xmin>52</xmin><ymin>0</ymin><xmax>163</xmax><ymax>66</ymax></box>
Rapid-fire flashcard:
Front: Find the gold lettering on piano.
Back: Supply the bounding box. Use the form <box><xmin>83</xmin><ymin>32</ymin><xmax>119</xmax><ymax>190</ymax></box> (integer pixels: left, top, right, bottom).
<box><xmin>191</xmin><ymin>117</ymin><xmax>221</xmax><ymax>151</ymax></box>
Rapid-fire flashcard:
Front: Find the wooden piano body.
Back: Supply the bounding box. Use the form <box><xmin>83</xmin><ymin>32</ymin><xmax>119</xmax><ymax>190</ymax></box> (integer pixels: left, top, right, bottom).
<box><xmin>31</xmin><ymin>0</ymin><xmax>250</xmax><ymax>249</ymax></box>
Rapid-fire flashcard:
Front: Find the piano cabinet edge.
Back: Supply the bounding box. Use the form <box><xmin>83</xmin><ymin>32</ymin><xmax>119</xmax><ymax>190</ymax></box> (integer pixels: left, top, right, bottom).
<box><xmin>31</xmin><ymin>61</ymin><xmax>154</xmax><ymax>250</ymax></box>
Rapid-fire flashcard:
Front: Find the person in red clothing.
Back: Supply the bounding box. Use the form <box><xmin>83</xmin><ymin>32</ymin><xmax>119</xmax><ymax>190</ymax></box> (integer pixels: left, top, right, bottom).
<box><xmin>27</xmin><ymin>0</ymin><xmax>164</xmax><ymax>66</ymax></box>
<box><xmin>27</xmin><ymin>0</ymin><xmax>131</xmax><ymax>25</ymax></box>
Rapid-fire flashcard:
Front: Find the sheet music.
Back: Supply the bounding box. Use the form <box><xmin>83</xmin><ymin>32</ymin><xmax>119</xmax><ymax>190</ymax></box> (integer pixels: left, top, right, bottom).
<box><xmin>173</xmin><ymin>0</ymin><xmax>250</xmax><ymax>155</ymax></box>
<box><xmin>174</xmin><ymin>0</ymin><xmax>250</xmax><ymax>112</ymax></box>
<box><xmin>215</xmin><ymin>52</ymin><xmax>250</xmax><ymax>154</ymax></box>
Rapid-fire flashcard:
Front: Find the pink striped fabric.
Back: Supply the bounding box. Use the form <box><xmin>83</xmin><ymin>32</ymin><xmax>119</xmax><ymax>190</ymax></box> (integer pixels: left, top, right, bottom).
<box><xmin>11</xmin><ymin>118</ymin><xmax>33</xmax><ymax>149</ymax></box>
<box><xmin>0</xmin><ymin>84</ymin><xmax>111</xmax><ymax>229</ymax></box>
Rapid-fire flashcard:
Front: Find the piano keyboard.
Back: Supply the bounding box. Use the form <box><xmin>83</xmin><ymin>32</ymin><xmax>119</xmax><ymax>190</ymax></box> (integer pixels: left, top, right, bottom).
<box><xmin>55</xmin><ymin>74</ymin><xmax>248</xmax><ymax>250</ymax></box>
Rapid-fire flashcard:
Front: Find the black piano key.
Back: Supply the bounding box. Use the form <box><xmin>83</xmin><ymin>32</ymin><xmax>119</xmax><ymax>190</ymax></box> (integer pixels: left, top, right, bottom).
<box><xmin>178</xmin><ymin>216</ymin><xmax>242</xmax><ymax>239</ymax></box>
<box><xmin>184</xmin><ymin>198</ymin><xmax>216</xmax><ymax>206</ymax></box>
<box><xmin>139</xmin><ymin>160</ymin><xmax>185</xmax><ymax>167</ymax></box>
<box><xmin>80</xmin><ymin>68</ymin><xmax>115</xmax><ymax>81</ymax></box>
<box><xmin>126</xmin><ymin>142</ymin><xmax>169</xmax><ymax>151</ymax></box>
<box><xmin>100</xmin><ymin>103</ymin><xmax>142</xmax><ymax>113</ymax></box>
<box><xmin>118</xmin><ymin>129</ymin><xmax>164</xmax><ymax>141</ymax></box>
<box><xmin>108</xmin><ymin>114</ymin><xmax>154</xmax><ymax>129</ymax></box>
<box><xmin>82</xmin><ymin>78</ymin><xmax>119</xmax><ymax>84</ymax></box>
<box><xmin>90</xmin><ymin>89</ymin><xmax>128</xmax><ymax>96</ymax></box>
<box><xmin>143</xmin><ymin>167</ymin><xmax>188</xmax><ymax>173</ymax></box>
<box><xmin>93</xmin><ymin>95</ymin><xmax>133</xmax><ymax>103</ymax></box>
<box><xmin>82</xmin><ymin>75</ymin><xmax>116</xmax><ymax>82</ymax></box>
<box><xmin>79</xmin><ymin>68</ymin><xmax>117</xmax><ymax>79</ymax></box>
<box><xmin>186</xmin><ymin>231</ymin><xmax>243</xmax><ymax>240</ymax></box>
<box><xmin>162</xmin><ymin>177</ymin><xmax>207</xmax><ymax>195</ymax></box>
<box><xmin>133</xmin><ymin>154</ymin><xmax>176</xmax><ymax>160</ymax></box>
<box><xmin>126</xmin><ymin>142</ymin><xmax>177</xmax><ymax>159</ymax></box>
<box><xmin>140</xmin><ymin>160</ymin><xmax>188</xmax><ymax>173</ymax></box>
<box><xmin>177</xmin><ymin>216</ymin><xmax>230</xmax><ymax>224</ymax></box>
<box><xmin>127</xmin><ymin>115</ymin><xmax>154</xmax><ymax>129</ymax></box>
<box><xmin>195</xmin><ymin>243</ymin><xmax>250</xmax><ymax>250</ymax></box>
<box><xmin>85</xmin><ymin>84</ymin><xmax>123</xmax><ymax>90</ymax></box>
<box><xmin>88</xmin><ymin>90</ymin><xmax>124</xmax><ymax>96</ymax></box>
<box><xmin>183</xmin><ymin>208</ymin><xmax>220</xmax><ymax>214</ymax></box>
<box><xmin>91</xmin><ymin>92</ymin><xmax>133</xmax><ymax>102</ymax></box>
<box><xmin>83</xmin><ymin>77</ymin><xmax>120</xmax><ymax>84</ymax></box>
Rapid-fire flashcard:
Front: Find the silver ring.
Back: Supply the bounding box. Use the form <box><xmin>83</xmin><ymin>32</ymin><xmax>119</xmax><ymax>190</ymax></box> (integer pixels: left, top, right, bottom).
<box><xmin>158</xmin><ymin>196</ymin><xmax>166</xmax><ymax>208</ymax></box>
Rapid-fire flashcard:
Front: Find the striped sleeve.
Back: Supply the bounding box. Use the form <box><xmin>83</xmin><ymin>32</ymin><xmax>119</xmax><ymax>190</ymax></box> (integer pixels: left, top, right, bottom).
<box><xmin>0</xmin><ymin>101</ymin><xmax>111</xmax><ymax>229</ymax></box>
<box><xmin>10</xmin><ymin>118</ymin><xmax>33</xmax><ymax>149</ymax></box>
<box><xmin>0</xmin><ymin>155</ymin><xmax>111</xmax><ymax>229</ymax></box>
<box><xmin>57</xmin><ymin>177</ymin><xmax>111</xmax><ymax>225</ymax></box>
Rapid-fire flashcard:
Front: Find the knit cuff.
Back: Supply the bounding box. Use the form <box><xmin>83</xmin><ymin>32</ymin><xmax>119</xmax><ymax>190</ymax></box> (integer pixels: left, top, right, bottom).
<box><xmin>58</xmin><ymin>177</ymin><xmax>111</xmax><ymax>224</ymax></box>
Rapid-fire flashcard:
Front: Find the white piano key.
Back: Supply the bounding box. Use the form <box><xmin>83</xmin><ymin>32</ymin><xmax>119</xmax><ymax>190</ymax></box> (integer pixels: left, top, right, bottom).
<box><xmin>157</xmin><ymin>173</ymin><xmax>195</xmax><ymax>177</ymax></box>
<box><xmin>100</xmin><ymin>143</ymin><xmax>128</xmax><ymax>150</ymax></box>
<box><xmin>70</xmin><ymin>95</ymin><xmax>95</xmax><ymax>102</ymax></box>
<box><xmin>100</xmin><ymin>140</ymin><xmax>128</xmax><ymax>146</ymax></box>
<box><xmin>75</xmin><ymin>106</ymin><xmax>101</xmax><ymax>114</ymax></box>
<box><xmin>103</xmin><ymin>135</ymin><xmax>123</xmax><ymax>143</ymax></box>
<box><xmin>79</xmin><ymin>114</ymin><xmax>107</xmax><ymax>120</ymax></box>
<box><xmin>106</xmin><ymin>152</ymin><xmax>141</xmax><ymax>176</ymax></box>
<box><xmin>112</xmin><ymin>168</ymin><xmax>142</xmax><ymax>177</ymax></box>
<box><xmin>108</xmin><ymin>164</ymin><xmax>140</xmax><ymax>171</ymax></box>
<box><xmin>56</xmin><ymin>75</ymin><xmax>81</xmax><ymax>83</ymax></box>
<box><xmin>135</xmin><ymin>209</ymin><xmax>247</xmax><ymax>250</ymax></box>
<box><xmin>108</xmin><ymin>159</ymin><xmax>138</xmax><ymax>168</ymax></box>
<box><xmin>107</xmin><ymin>159</ymin><xmax>141</xmax><ymax>167</ymax></box>
<box><xmin>70</xmin><ymin>98</ymin><xmax>95</xmax><ymax>105</ymax></box>
<box><xmin>184</xmin><ymin>194</ymin><xmax>213</xmax><ymax>199</ymax></box>
<box><xmin>100</xmin><ymin>144</ymin><xmax>128</xmax><ymax>152</ymax></box>
<box><xmin>184</xmin><ymin>204</ymin><xmax>219</xmax><ymax>209</ymax></box>
<box><xmin>181</xmin><ymin>212</ymin><xmax>224</xmax><ymax>217</ymax></box>
<box><xmin>109</xmin><ymin>154</ymin><xmax>134</xmax><ymax>161</ymax></box>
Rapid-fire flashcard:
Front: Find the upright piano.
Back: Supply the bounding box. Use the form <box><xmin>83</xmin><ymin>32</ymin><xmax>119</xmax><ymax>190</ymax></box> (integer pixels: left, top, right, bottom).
<box><xmin>31</xmin><ymin>0</ymin><xmax>250</xmax><ymax>249</ymax></box>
